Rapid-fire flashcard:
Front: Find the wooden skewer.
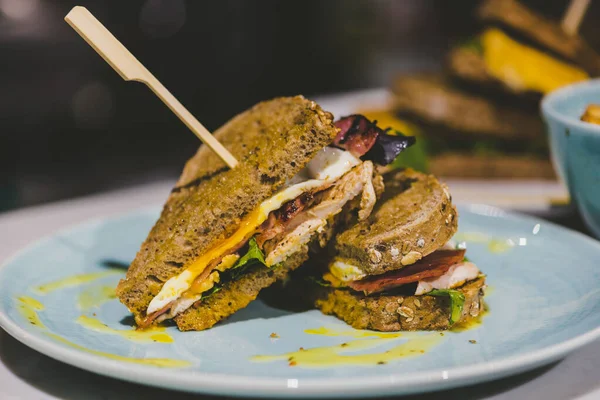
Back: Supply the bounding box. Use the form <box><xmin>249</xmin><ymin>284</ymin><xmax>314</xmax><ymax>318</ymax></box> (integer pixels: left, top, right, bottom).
<box><xmin>561</xmin><ymin>0</ymin><xmax>591</xmax><ymax>36</ymax></box>
<box><xmin>65</xmin><ymin>6</ymin><xmax>238</xmax><ymax>169</ymax></box>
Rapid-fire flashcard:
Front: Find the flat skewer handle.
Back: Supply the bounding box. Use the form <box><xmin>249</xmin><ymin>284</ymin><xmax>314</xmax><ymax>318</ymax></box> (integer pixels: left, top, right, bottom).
<box><xmin>562</xmin><ymin>0</ymin><xmax>591</xmax><ymax>36</ymax></box>
<box><xmin>65</xmin><ymin>6</ymin><xmax>238</xmax><ymax>169</ymax></box>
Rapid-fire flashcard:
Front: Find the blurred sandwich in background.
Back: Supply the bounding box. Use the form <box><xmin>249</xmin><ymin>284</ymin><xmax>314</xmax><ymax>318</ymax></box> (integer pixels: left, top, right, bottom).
<box><xmin>449</xmin><ymin>0</ymin><xmax>595</xmax><ymax>98</ymax></box>
<box><xmin>391</xmin><ymin>73</ymin><xmax>552</xmax><ymax>179</ymax></box>
<box><xmin>388</xmin><ymin>0</ymin><xmax>599</xmax><ymax>180</ymax></box>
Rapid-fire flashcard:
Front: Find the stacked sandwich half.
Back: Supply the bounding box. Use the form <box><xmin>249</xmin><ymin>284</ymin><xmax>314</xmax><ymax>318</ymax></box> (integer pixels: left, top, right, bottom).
<box><xmin>297</xmin><ymin>169</ymin><xmax>485</xmax><ymax>331</ymax></box>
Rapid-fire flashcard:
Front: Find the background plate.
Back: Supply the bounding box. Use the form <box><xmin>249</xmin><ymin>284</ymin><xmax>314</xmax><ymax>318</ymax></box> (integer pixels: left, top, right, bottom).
<box><xmin>1</xmin><ymin>205</ymin><xmax>599</xmax><ymax>398</ymax></box>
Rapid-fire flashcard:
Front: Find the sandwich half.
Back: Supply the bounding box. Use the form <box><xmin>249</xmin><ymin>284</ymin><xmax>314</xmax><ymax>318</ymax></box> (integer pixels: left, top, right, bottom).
<box><xmin>300</xmin><ymin>169</ymin><xmax>486</xmax><ymax>331</ymax></box>
<box><xmin>116</xmin><ymin>96</ymin><xmax>415</xmax><ymax>331</ymax></box>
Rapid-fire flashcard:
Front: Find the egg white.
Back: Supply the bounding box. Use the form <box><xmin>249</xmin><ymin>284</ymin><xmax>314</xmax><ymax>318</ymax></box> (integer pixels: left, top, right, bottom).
<box><xmin>147</xmin><ymin>148</ymin><xmax>361</xmax><ymax>316</ymax></box>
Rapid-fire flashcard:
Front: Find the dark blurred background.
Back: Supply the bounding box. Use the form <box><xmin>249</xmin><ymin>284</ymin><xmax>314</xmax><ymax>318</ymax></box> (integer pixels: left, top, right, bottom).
<box><xmin>1</xmin><ymin>0</ymin><xmax>598</xmax><ymax>212</ymax></box>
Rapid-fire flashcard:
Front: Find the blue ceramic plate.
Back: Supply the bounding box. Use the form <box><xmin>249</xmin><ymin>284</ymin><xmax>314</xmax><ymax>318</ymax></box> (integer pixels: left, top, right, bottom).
<box><xmin>1</xmin><ymin>205</ymin><xmax>599</xmax><ymax>398</ymax></box>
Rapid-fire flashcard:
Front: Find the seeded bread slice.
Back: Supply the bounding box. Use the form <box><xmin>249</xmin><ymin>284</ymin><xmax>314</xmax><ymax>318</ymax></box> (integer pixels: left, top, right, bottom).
<box><xmin>478</xmin><ymin>0</ymin><xmax>600</xmax><ymax>75</ymax></box>
<box><xmin>333</xmin><ymin>169</ymin><xmax>457</xmax><ymax>277</ymax></box>
<box><xmin>313</xmin><ymin>277</ymin><xmax>486</xmax><ymax>332</ymax></box>
<box><xmin>116</xmin><ymin>96</ymin><xmax>338</xmax><ymax>326</ymax></box>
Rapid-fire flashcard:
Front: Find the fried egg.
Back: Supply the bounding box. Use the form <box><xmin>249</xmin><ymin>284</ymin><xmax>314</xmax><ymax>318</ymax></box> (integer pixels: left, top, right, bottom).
<box><xmin>147</xmin><ymin>148</ymin><xmax>362</xmax><ymax>316</ymax></box>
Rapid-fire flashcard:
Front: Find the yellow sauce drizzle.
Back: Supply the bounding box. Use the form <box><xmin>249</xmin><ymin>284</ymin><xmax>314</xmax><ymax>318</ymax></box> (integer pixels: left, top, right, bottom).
<box><xmin>304</xmin><ymin>326</ymin><xmax>401</xmax><ymax>339</ymax></box>
<box><xmin>453</xmin><ymin>232</ymin><xmax>513</xmax><ymax>254</ymax></box>
<box><xmin>252</xmin><ymin>334</ymin><xmax>442</xmax><ymax>368</ymax></box>
<box><xmin>482</xmin><ymin>28</ymin><xmax>588</xmax><ymax>94</ymax></box>
<box><xmin>44</xmin><ymin>332</ymin><xmax>189</xmax><ymax>368</ymax></box>
<box><xmin>34</xmin><ymin>270</ymin><xmax>121</xmax><ymax>295</ymax></box>
<box><xmin>77</xmin><ymin>285</ymin><xmax>116</xmax><ymax>310</ymax></box>
<box><xmin>453</xmin><ymin>232</ymin><xmax>490</xmax><ymax>243</ymax></box>
<box><xmin>487</xmin><ymin>239</ymin><xmax>512</xmax><ymax>254</ymax></box>
<box><xmin>76</xmin><ymin>315</ymin><xmax>173</xmax><ymax>343</ymax></box>
<box><xmin>16</xmin><ymin>296</ymin><xmax>46</xmax><ymax>329</ymax></box>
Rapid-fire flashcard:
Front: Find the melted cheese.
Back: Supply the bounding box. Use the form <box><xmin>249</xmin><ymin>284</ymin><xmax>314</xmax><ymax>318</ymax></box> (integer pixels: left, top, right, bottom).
<box><xmin>328</xmin><ymin>259</ymin><xmax>366</xmax><ymax>282</ymax></box>
<box><xmin>147</xmin><ymin>149</ymin><xmax>361</xmax><ymax>315</ymax></box>
<box><xmin>161</xmin><ymin>254</ymin><xmax>241</xmax><ymax>320</ymax></box>
<box><xmin>322</xmin><ymin>272</ymin><xmax>344</xmax><ymax>287</ymax></box>
<box><xmin>189</xmin><ymin>254</ymin><xmax>239</xmax><ymax>294</ymax></box>
<box><xmin>482</xmin><ymin>28</ymin><xmax>588</xmax><ymax>94</ymax></box>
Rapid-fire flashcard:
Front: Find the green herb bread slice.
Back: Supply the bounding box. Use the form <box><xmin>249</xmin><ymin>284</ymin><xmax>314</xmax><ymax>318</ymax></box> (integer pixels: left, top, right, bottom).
<box><xmin>333</xmin><ymin>169</ymin><xmax>457</xmax><ymax>277</ymax></box>
<box><xmin>116</xmin><ymin>96</ymin><xmax>338</xmax><ymax>325</ymax></box>
<box><xmin>312</xmin><ymin>277</ymin><xmax>486</xmax><ymax>331</ymax></box>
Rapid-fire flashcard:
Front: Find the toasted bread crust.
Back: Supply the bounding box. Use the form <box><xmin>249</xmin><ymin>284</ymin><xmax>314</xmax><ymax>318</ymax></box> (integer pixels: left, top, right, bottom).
<box><xmin>116</xmin><ymin>96</ymin><xmax>338</xmax><ymax>324</ymax></box>
<box><xmin>314</xmin><ymin>277</ymin><xmax>486</xmax><ymax>331</ymax></box>
<box><xmin>333</xmin><ymin>169</ymin><xmax>457</xmax><ymax>276</ymax></box>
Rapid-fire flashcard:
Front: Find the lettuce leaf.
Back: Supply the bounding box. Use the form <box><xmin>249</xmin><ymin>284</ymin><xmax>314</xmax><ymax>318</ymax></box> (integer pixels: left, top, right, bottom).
<box><xmin>201</xmin><ymin>285</ymin><xmax>222</xmax><ymax>299</ymax></box>
<box><xmin>428</xmin><ymin>289</ymin><xmax>466</xmax><ymax>325</ymax></box>
<box><xmin>197</xmin><ymin>237</ymin><xmax>267</xmax><ymax>301</ymax></box>
<box><xmin>232</xmin><ymin>237</ymin><xmax>266</xmax><ymax>270</ymax></box>
<box><xmin>307</xmin><ymin>275</ymin><xmax>334</xmax><ymax>287</ymax></box>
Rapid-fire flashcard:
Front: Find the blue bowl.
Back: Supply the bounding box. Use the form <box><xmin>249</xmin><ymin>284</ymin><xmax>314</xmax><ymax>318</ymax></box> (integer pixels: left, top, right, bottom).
<box><xmin>542</xmin><ymin>79</ymin><xmax>600</xmax><ymax>238</ymax></box>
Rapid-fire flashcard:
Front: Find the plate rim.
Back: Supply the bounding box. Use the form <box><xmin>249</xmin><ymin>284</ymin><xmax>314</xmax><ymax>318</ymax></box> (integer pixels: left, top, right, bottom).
<box><xmin>1</xmin><ymin>204</ymin><xmax>600</xmax><ymax>398</ymax></box>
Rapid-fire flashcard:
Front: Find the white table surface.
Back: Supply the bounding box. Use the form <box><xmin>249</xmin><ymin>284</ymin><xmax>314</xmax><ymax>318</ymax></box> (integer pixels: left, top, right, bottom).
<box><xmin>0</xmin><ymin>180</ymin><xmax>598</xmax><ymax>400</ymax></box>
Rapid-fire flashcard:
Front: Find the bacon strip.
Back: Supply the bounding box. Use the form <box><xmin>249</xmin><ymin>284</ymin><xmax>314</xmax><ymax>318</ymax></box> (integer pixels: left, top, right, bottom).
<box><xmin>333</xmin><ymin>115</ymin><xmax>379</xmax><ymax>157</ymax></box>
<box><xmin>333</xmin><ymin>115</ymin><xmax>416</xmax><ymax>164</ymax></box>
<box><xmin>256</xmin><ymin>192</ymin><xmax>315</xmax><ymax>247</ymax></box>
<box><xmin>139</xmin><ymin>303</ymin><xmax>171</xmax><ymax>329</ymax></box>
<box><xmin>347</xmin><ymin>249</ymin><xmax>466</xmax><ymax>295</ymax></box>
